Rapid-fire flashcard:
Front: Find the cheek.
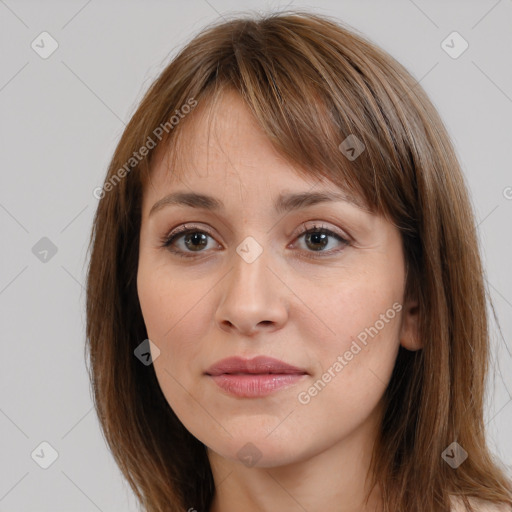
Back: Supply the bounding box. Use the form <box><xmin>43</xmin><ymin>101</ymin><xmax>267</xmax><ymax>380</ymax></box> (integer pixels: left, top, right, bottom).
<box><xmin>137</xmin><ymin>260</ymin><xmax>212</xmax><ymax>381</ymax></box>
<box><xmin>298</xmin><ymin>273</ymin><xmax>403</xmax><ymax>402</ymax></box>
<box><xmin>290</xmin><ymin>294</ymin><xmax>402</xmax><ymax>451</ymax></box>
<box><xmin>137</xmin><ymin>265</ymin><xmax>209</xmax><ymax>424</ymax></box>
<box><xmin>301</xmin><ymin>270</ymin><xmax>402</xmax><ymax>352</ymax></box>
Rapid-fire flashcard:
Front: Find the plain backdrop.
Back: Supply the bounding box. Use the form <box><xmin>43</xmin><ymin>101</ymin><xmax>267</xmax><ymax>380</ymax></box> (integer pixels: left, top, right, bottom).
<box><xmin>1</xmin><ymin>0</ymin><xmax>511</xmax><ymax>510</ymax></box>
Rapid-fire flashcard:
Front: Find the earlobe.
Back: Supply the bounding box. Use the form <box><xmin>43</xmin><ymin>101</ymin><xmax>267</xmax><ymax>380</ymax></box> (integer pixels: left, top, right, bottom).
<box><xmin>399</xmin><ymin>299</ymin><xmax>421</xmax><ymax>351</ymax></box>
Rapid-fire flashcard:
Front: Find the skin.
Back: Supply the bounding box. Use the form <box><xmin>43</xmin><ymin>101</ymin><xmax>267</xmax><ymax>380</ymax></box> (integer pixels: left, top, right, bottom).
<box><xmin>137</xmin><ymin>89</ymin><xmax>420</xmax><ymax>512</ymax></box>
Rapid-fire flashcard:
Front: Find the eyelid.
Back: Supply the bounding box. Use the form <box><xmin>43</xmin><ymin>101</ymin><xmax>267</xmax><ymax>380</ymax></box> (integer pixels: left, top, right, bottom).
<box><xmin>289</xmin><ymin>220</ymin><xmax>352</xmax><ymax>244</ymax></box>
<box><xmin>161</xmin><ymin>223</ymin><xmax>219</xmax><ymax>248</ymax></box>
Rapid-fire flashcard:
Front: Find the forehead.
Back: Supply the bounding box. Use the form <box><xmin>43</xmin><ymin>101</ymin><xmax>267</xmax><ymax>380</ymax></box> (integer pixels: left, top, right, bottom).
<box><xmin>142</xmin><ymin>88</ymin><xmax>372</xmax><ymax>220</ymax></box>
<box><xmin>146</xmin><ymin>89</ymin><xmax>321</xmax><ymax>193</ymax></box>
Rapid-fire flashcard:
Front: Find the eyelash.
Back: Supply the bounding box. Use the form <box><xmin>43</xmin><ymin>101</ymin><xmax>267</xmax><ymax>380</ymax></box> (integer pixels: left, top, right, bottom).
<box><xmin>160</xmin><ymin>223</ymin><xmax>350</xmax><ymax>260</ymax></box>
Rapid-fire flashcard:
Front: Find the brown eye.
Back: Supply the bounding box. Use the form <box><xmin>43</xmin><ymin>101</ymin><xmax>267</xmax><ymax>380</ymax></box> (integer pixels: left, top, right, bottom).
<box><xmin>294</xmin><ymin>224</ymin><xmax>349</xmax><ymax>256</ymax></box>
<box><xmin>162</xmin><ymin>226</ymin><xmax>219</xmax><ymax>258</ymax></box>
<box><xmin>179</xmin><ymin>231</ymin><xmax>209</xmax><ymax>252</ymax></box>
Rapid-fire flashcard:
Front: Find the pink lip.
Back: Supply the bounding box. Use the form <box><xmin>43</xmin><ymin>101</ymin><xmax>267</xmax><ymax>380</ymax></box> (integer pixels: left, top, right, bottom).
<box><xmin>205</xmin><ymin>356</ymin><xmax>307</xmax><ymax>376</ymax></box>
<box><xmin>205</xmin><ymin>356</ymin><xmax>308</xmax><ymax>398</ymax></box>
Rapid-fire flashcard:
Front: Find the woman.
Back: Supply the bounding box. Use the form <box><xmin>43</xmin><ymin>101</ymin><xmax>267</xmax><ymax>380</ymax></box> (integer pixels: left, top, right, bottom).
<box><xmin>85</xmin><ymin>10</ymin><xmax>512</xmax><ymax>512</ymax></box>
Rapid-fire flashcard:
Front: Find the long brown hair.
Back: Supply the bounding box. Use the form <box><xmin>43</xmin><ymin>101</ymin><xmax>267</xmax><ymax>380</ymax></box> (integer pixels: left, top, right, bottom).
<box><xmin>85</xmin><ymin>10</ymin><xmax>512</xmax><ymax>512</ymax></box>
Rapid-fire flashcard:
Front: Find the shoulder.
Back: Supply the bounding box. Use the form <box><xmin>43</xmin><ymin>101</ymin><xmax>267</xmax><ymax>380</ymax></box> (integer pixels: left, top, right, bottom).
<box><xmin>450</xmin><ymin>496</ymin><xmax>511</xmax><ymax>512</ymax></box>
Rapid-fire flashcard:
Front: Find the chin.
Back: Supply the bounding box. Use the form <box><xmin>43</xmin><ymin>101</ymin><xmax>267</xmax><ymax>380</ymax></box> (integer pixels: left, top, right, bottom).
<box><xmin>207</xmin><ymin>435</ymin><xmax>310</xmax><ymax>469</ymax></box>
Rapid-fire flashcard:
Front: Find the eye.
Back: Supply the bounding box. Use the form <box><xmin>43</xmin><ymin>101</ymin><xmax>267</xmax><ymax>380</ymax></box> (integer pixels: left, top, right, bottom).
<box><xmin>160</xmin><ymin>222</ymin><xmax>350</xmax><ymax>259</ymax></box>
<box><xmin>161</xmin><ymin>224</ymin><xmax>219</xmax><ymax>258</ymax></box>
<box><xmin>291</xmin><ymin>223</ymin><xmax>349</xmax><ymax>258</ymax></box>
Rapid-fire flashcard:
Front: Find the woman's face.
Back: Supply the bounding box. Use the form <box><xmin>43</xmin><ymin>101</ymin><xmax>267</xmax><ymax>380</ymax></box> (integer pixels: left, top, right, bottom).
<box><xmin>137</xmin><ymin>89</ymin><xmax>418</xmax><ymax>468</ymax></box>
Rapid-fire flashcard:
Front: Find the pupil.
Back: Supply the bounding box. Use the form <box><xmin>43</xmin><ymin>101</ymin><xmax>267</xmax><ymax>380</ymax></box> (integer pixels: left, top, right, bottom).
<box><xmin>307</xmin><ymin>232</ymin><xmax>327</xmax><ymax>251</ymax></box>
<box><xmin>185</xmin><ymin>232</ymin><xmax>208</xmax><ymax>251</ymax></box>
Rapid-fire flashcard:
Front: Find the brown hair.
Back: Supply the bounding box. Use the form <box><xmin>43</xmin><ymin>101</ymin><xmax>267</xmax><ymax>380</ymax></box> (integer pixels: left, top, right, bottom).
<box><xmin>85</xmin><ymin>10</ymin><xmax>512</xmax><ymax>512</ymax></box>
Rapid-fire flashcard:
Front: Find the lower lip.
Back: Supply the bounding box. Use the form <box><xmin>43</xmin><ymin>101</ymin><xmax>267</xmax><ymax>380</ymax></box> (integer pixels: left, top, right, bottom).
<box><xmin>208</xmin><ymin>373</ymin><xmax>307</xmax><ymax>398</ymax></box>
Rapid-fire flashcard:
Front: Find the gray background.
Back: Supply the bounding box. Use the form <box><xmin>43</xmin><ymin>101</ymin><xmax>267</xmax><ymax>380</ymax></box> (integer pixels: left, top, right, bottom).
<box><xmin>1</xmin><ymin>0</ymin><xmax>511</xmax><ymax>510</ymax></box>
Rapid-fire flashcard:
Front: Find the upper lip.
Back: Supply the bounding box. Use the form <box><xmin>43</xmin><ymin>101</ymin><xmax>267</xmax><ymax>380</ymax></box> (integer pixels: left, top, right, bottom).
<box><xmin>205</xmin><ymin>356</ymin><xmax>308</xmax><ymax>376</ymax></box>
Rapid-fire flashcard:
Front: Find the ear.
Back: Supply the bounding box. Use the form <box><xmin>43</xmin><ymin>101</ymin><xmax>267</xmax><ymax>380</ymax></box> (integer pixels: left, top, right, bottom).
<box><xmin>399</xmin><ymin>298</ymin><xmax>421</xmax><ymax>351</ymax></box>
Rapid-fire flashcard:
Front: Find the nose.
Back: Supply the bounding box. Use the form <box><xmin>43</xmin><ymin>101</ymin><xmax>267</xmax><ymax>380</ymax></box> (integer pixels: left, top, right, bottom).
<box><xmin>214</xmin><ymin>243</ymin><xmax>289</xmax><ymax>336</ymax></box>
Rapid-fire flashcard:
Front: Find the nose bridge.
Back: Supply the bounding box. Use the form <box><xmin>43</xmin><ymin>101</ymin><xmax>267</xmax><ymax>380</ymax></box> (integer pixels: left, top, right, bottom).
<box><xmin>229</xmin><ymin>234</ymin><xmax>272</xmax><ymax>303</ymax></box>
<box><xmin>215</xmin><ymin>233</ymin><xmax>287</xmax><ymax>334</ymax></box>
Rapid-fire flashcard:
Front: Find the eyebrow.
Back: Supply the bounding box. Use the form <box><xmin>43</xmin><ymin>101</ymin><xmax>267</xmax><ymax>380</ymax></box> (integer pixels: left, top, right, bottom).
<box><xmin>149</xmin><ymin>190</ymin><xmax>367</xmax><ymax>217</ymax></box>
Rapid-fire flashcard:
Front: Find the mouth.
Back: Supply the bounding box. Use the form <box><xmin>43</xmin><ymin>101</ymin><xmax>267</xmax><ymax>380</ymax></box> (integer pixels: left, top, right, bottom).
<box><xmin>205</xmin><ymin>355</ymin><xmax>309</xmax><ymax>398</ymax></box>
<box><xmin>205</xmin><ymin>355</ymin><xmax>308</xmax><ymax>377</ymax></box>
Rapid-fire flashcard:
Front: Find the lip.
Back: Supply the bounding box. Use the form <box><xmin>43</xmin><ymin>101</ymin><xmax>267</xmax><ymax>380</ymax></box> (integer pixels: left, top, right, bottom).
<box><xmin>205</xmin><ymin>356</ymin><xmax>307</xmax><ymax>376</ymax></box>
<box><xmin>205</xmin><ymin>356</ymin><xmax>308</xmax><ymax>398</ymax></box>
